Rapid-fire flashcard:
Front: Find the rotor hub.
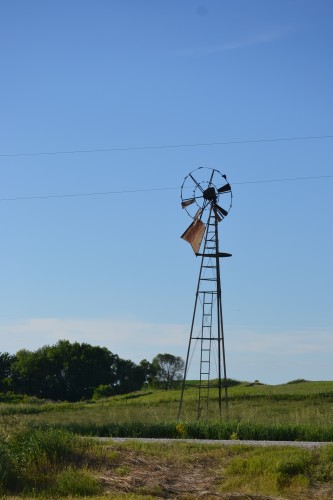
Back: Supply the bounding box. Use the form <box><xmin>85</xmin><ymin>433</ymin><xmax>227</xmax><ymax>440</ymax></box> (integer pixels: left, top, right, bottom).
<box><xmin>203</xmin><ymin>186</ymin><xmax>216</xmax><ymax>202</ymax></box>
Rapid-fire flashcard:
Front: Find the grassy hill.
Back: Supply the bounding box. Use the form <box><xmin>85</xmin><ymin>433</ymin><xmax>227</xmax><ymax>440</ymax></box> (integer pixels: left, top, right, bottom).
<box><xmin>1</xmin><ymin>379</ymin><xmax>333</xmax><ymax>442</ymax></box>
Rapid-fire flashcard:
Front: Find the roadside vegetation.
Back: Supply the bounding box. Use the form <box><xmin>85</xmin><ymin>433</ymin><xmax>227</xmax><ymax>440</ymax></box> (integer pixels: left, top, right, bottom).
<box><xmin>0</xmin><ymin>424</ymin><xmax>332</xmax><ymax>498</ymax></box>
<box><xmin>0</xmin><ymin>425</ymin><xmax>103</xmax><ymax>496</ymax></box>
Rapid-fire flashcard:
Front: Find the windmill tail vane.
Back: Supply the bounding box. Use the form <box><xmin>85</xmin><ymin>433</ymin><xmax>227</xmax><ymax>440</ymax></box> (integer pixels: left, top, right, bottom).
<box><xmin>180</xmin><ymin>208</ymin><xmax>205</xmax><ymax>254</ymax></box>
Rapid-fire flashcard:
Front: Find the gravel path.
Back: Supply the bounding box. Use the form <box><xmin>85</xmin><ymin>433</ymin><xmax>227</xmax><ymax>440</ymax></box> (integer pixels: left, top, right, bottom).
<box><xmin>96</xmin><ymin>437</ymin><xmax>331</xmax><ymax>449</ymax></box>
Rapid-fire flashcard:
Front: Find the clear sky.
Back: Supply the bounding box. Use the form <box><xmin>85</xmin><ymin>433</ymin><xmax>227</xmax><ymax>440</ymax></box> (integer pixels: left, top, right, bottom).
<box><xmin>0</xmin><ymin>0</ymin><xmax>332</xmax><ymax>384</ymax></box>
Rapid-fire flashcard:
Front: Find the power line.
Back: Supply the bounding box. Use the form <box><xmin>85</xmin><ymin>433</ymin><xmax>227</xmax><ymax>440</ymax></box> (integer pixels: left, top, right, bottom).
<box><xmin>1</xmin><ymin>134</ymin><xmax>333</xmax><ymax>158</ymax></box>
<box><xmin>234</xmin><ymin>174</ymin><xmax>333</xmax><ymax>185</ymax></box>
<box><xmin>0</xmin><ymin>186</ymin><xmax>178</xmax><ymax>202</ymax></box>
<box><xmin>0</xmin><ymin>174</ymin><xmax>332</xmax><ymax>202</ymax></box>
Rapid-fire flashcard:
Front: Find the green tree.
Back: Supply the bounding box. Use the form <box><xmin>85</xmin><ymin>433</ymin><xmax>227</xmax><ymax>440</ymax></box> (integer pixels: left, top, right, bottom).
<box><xmin>49</xmin><ymin>340</ymin><xmax>118</xmax><ymax>401</ymax></box>
<box><xmin>139</xmin><ymin>358</ymin><xmax>156</xmax><ymax>386</ymax></box>
<box><xmin>10</xmin><ymin>340</ymin><xmax>155</xmax><ymax>401</ymax></box>
<box><xmin>11</xmin><ymin>348</ymin><xmax>50</xmax><ymax>397</ymax></box>
<box><xmin>151</xmin><ymin>353</ymin><xmax>184</xmax><ymax>390</ymax></box>
<box><xmin>93</xmin><ymin>358</ymin><xmax>149</xmax><ymax>398</ymax></box>
<box><xmin>0</xmin><ymin>352</ymin><xmax>15</xmax><ymax>391</ymax></box>
<box><xmin>11</xmin><ymin>341</ymin><xmax>118</xmax><ymax>401</ymax></box>
<box><xmin>113</xmin><ymin>358</ymin><xmax>144</xmax><ymax>394</ymax></box>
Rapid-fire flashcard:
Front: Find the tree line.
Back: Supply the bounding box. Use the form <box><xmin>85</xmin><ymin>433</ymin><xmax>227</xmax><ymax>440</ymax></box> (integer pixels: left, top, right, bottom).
<box><xmin>0</xmin><ymin>340</ymin><xmax>184</xmax><ymax>401</ymax></box>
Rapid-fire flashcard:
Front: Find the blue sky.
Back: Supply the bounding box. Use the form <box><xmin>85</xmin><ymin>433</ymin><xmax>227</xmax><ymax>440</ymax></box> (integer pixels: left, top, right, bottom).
<box><xmin>0</xmin><ymin>1</ymin><xmax>332</xmax><ymax>383</ymax></box>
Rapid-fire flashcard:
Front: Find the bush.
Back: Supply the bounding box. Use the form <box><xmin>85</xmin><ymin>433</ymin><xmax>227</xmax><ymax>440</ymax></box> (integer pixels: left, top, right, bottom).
<box><xmin>93</xmin><ymin>384</ymin><xmax>114</xmax><ymax>399</ymax></box>
<box><xmin>287</xmin><ymin>379</ymin><xmax>309</xmax><ymax>384</ymax></box>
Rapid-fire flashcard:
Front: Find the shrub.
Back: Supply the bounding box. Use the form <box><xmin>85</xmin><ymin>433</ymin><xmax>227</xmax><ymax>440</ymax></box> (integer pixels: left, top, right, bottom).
<box><xmin>287</xmin><ymin>379</ymin><xmax>309</xmax><ymax>384</ymax></box>
<box><xmin>93</xmin><ymin>384</ymin><xmax>114</xmax><ymax>399</ymax></box>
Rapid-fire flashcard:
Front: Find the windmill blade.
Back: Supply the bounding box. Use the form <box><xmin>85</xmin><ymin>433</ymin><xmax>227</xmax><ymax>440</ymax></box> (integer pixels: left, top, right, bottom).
<box><xmin>215</xmin><ymin>204</ymin><xmax>228</xmax><ymax>218</ymax></box>
<box><xmin>181</xmin><ymin>198</ymin><xmax>195</xmax><ymax>208</ymax></box>
<box><xmin>181</xmin><ymin>219</ymin><xmax>206</xmax><ymax>254</ymax></box>
<box><xmin>208</xmin><ymin>169</ymin><xmax>215</xmax><ymax>187</ymax></box>
<box><xmin>218</xmin><ymin>183</ymin><xmax>231</xmax><ymax>193</ymax></box>
<box><xmin>189</xmin><ymin>173</ymin><xmax>204</xmax><ymax>192</ymax></box>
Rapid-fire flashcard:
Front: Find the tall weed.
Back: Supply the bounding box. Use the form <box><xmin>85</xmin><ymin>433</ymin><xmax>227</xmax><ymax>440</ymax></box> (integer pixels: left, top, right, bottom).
<box><xmin>0</xmin><ymin>441</ymin><xmax>16</xmax><ymax>494</ymax></box>
<box><xmin>49</xmin><ymin>419</ymin><xmax>333</xmax><ymax>442</ymax></box>
<box><xmin>0</xmin><ymin>424</ymin><xmax>99</xmax><ymax>495</ymax></box>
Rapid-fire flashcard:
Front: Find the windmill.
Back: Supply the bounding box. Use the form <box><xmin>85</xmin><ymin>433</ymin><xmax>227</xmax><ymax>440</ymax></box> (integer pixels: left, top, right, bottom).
<box><xmin>178</xmin><ymin>167</ymin><xmax>232</xmax><ymax>420</ymax></box>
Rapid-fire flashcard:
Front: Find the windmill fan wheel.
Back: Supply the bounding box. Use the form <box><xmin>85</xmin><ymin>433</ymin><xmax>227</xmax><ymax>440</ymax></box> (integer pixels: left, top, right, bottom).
<box><xmin>180</xmin><ymin>167</ymin><xmax>232</xmax><ymax>222</ymax></box>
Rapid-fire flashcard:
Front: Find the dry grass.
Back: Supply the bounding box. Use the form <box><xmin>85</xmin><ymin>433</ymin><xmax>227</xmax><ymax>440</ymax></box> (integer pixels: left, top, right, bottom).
<box><xmin>99</xmin><ymin>444</ymin><xmax>222</xmax><ymax>498</ymax></box>
<box><xmin>92</xmin><ymin>441</ymin><xmax>333</xmax><ymax>499</ymax></box>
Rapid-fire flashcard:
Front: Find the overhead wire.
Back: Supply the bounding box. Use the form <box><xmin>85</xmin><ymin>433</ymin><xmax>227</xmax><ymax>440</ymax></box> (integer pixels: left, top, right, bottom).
<box><xmin>234</xmin><ymin>174</ymin><xmax>333</xmax><ymax>185</ymax></box>
<box><xmin>0</xmin><ymin>134</ymin><xmax>333</xmax><ymax>158</ymax></box>
<box><xmin>0</xmin><ymin>174</ymin><xmax>331</xmax><ymax>202</ymax></box>
<box><xmin>0</xmin><ymin>186</ymin><xmax>178</xmax><ymax>202</ymax></box>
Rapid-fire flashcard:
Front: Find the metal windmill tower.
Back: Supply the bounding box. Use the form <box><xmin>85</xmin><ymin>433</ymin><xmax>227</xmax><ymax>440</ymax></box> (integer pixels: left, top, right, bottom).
<box><xmin>178</xmin><ymin>167</ymin><xmax>232</xmax><ymax>421</ymax></box>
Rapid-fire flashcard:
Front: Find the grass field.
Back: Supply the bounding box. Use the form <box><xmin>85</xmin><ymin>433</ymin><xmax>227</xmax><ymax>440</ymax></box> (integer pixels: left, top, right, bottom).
<box><xmin>1</xmin><ymin>380</ymin><xmax>333</xmax><ymax>441</ymax></box>
<box><xmin>1</xmin><ymin>380</ymin><xmax>333</xmax><ymax>497</ymax></box>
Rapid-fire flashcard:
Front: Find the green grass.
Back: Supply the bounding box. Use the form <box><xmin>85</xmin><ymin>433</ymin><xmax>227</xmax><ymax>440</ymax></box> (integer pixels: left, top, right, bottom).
<box><xmin>51</xmin><ymin>466</ymin><xmax>102</xmax><ymax>496</ymax></box>
<box><xmin>219</xmin><ymin>444</ymin><xmax>333</xmax><ymax>497</ymax></box>
<box><xmin>0</xmin><ymin>380</ymin><xmax>333</xmax><ymax>442</ymax></box>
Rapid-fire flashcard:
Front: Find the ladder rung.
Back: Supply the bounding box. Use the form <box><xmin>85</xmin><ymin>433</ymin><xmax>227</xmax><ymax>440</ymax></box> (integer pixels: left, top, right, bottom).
<box><xmin>192</xmin><ymin>337</ymin><xmax>217</xmax><ymax>340</ymax></box>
